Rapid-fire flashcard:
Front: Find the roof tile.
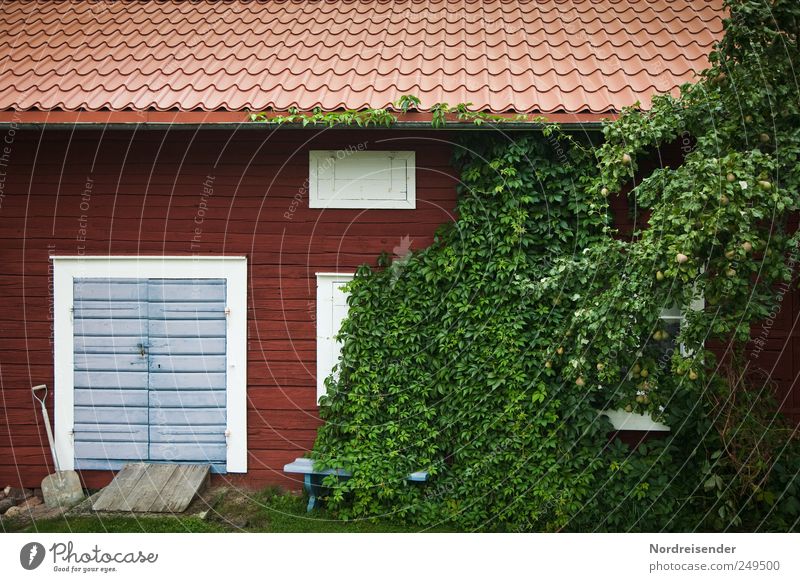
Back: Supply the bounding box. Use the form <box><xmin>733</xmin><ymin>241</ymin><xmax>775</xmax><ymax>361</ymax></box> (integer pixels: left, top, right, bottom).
<box><xmin>0</xmin><ymin>0</ymin><xmax>724</xmax><ymax>114</ymax></box>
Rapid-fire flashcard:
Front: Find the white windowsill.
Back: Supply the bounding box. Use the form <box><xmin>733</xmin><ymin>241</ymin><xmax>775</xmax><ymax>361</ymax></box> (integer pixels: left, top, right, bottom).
<box><xmin>601</xmin><ymin>409</ymin><xmax>671</xmax><ymax>431</ymax></box>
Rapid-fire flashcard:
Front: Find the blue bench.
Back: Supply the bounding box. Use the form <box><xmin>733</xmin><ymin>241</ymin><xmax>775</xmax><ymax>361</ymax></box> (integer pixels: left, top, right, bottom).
<box><xmin>283</xmin><ymin>457</ymin><xmax>429</xmax><ymax>512</ymax></box>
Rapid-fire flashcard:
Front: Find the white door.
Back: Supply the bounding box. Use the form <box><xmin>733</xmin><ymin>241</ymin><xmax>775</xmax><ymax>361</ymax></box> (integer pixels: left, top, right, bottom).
<box><xmin>316</xmin><ymin>273</ymin><xmax>354</xmax><ymax>402</ymax></box>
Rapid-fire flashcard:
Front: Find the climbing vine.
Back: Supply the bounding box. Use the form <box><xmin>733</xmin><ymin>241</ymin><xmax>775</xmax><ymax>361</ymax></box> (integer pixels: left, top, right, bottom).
<box><xmin>250</xmin><ymin>94</ymin><xmax>527</xmax><ymax>128</ymax></box>
<box><xmin>308</xmin><ymin>0</ymin><xmax>800</xmax><ymax>531</ymax></box>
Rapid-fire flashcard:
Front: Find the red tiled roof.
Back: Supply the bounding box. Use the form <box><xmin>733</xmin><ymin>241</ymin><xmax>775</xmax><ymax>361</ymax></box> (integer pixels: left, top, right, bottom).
<box><xmin>0</xmin><ymin>0</ymin><xmax>724</xmax><ymax>116</ymax></box>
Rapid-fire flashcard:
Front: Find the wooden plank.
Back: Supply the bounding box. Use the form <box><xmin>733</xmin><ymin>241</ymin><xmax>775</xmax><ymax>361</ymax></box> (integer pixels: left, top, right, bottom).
<box><xmin>73</xmin><ymin>301</ymin><xmax>147</xmax><ymax>319</ymax></box>
<box><xmin>247</xmin><ymin>409</ymin><xmax>322</xmax><ymax>430</ymax></box>
<box><xmin>73</xmin><ymin>318</ymin><xmax>148</xmax><ymax>336</ymax></box>
<box><xmin>148</xmin><ymin>443</ymin><xmax>226</xmax><ymax>463</ymax></box>
<box><xmin>148</xmin><ymin>372</ymin><xmax>226</xmax><ymax>390</ymax></box>
<box><xmin>74</xmin><ymin>280</ymin><xmax>145</xmax><ymax>300</ymax></box>
<box><xmin>75</xmin><ymin>459</ymin><xmax>141</xmax><ymax>471</ymax></box>
<box><xmin>148</xmin><ymin>301</ymin><xmax>226</xmax><ymax>320</ymax></box>
<box><xmin>74</xmin><ymin>424</ymin><xmax>148</xmax><ymax>442</ymax></box>
<box><xmin>92</xmin><ymin>463</ymin><xmax>148</xmax><ymax>511</ymax></box>
<box><xmin>0</xmin><ymin>446</ymin><xmax>49</xmax><ymax>465</ymax></box>
<box><xmin>75</xmin><ymin>441</ymin><xmax>148</xmax><ymax>464</ymax></box>
<box><xmin>148</xmin><ymin>281</ymin><xmax>226</xmax><ymax>302</ymax></box>
<box><xmin>92</xmin><ymin>463</ymin><xmax>212</xmax><ymax>512</ymax></box>
<box><xmin>74</xmin><ymin>371</ymin><xmax>148</xmax><ymax>389</ymax></box>
<box><xmin>148</xmin><ymin>337</ymin><xmax>226</xmax><ymax>355</ymax></box>
<box><xmin>75</xmin><ymin>459</ymin><xmax>226</xmax><ymax>476</ymax></box>
<box><xmin>73</xmin><ymin>335</ymin><xmax>144</xmax><ymax>354</ymax></box>
<box><xmin>74</xmin><ymin>389</ymin><xmax>148</xmax><ymax>407</ymax></box>
<box><xmin>112</xmin><ymin>464</ymin><xmax>177</xmax><ymax>512</ymax></box>
<box><xmin>149</xmin><ymin>389</ymin><xmax>226</xmax><ymax>408</ymax></box>
<box><xmin>74</xmin><ymin>406</ymin><xmax>148</xmax><ymax>425</ymax></box>
<box><xmin>74</xmin><ymin>353</ymin><xmax>148</xmax><ymax>372</ymax></box>
<box><xmin>74</xmin><ymin>279</ymin><xmax>147</xmax><ymax>301</ymax></box>
<box><xmin>155</xmin><ymin>464</ymin><xmax>211</xmax><ymax>513</ymax></box>
<box><xmin>148</xmin><ymin>319</ymin><xmax>225</xmax><ymax>337</ymax></box>
<box><xmin>149</xmin><ymin>407</ymin><xmax>225</xmax><ymax>426</ymax></box>
<box><xmin>150</xmin><ymin>425</ymin><xmax>225</xmax><ymax>443</ymax></box>
<box><xmin>242</xmin><ymin>427</ymin><xmax>317</xmax><ymax>450</ymax></box>
<box><xmin>148</xmin><ymin>354</ymin><xmax>226</xmax><ymax>373</ymax></box>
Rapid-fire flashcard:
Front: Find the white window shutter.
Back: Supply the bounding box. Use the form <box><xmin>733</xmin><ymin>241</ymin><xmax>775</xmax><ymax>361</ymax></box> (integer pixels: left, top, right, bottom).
<box><xmin>309</xmin><ymin>151</ymin><xmax>415</xmax><ymax>209</ymax></box>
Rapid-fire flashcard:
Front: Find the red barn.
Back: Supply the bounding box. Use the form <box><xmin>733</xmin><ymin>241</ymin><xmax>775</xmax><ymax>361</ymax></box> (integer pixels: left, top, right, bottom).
<box><xmin>4</xmin><ymin>0</ymin><xmax>792</xmax><ymax>493</ymax></box>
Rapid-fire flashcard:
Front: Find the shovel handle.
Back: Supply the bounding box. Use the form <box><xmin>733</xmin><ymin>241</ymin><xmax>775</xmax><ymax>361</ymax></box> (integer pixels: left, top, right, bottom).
<box><xmin>32</xmin><ymin>384</ymin><xmax>60</xmax><ymax>473</ymax></box>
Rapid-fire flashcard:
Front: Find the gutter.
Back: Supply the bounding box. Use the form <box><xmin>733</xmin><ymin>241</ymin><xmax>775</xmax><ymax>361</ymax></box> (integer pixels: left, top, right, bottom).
<box><xmin>0</xmin><ymin>110</ymin><xmax>612</xmax><ymax>130</ymax></box>
<box><xmin>0</xmin><ymin>121</ymin><xmax>606</xmax><ymax>131</ymax></box>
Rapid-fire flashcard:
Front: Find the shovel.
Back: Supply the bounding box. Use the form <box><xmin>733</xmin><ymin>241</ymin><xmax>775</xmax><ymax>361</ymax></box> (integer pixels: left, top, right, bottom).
<box><xmin>32</xmin><ymin>384</ymin><xmax>84</xmax><ymax>508</ymax></box>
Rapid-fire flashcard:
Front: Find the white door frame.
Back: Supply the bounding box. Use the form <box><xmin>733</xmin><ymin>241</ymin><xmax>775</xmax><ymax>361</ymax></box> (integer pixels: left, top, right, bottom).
<box><xmin>52</xmin><ymin>256</ymin><xmax>248</xmax><ymax>473</ymax></box>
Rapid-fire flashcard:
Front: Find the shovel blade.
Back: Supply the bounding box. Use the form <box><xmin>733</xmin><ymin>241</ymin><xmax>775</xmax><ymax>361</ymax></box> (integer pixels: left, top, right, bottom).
<box><xmin>41</xmin><ymin>471</ymin><xmax>84</xmax><ymax>508</ymax></box>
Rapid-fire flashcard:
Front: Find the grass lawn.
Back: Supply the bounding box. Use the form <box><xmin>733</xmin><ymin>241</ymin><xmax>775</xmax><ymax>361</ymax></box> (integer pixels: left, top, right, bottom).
<box><xmin>8</xmin><ymin>488</ymin><xmax>445</xmax><ymax>533</ymax></box>
<box><xmin>17</xmin><ymin>515</ymin><xmax>228</xmax><ymax>533</ymax></box>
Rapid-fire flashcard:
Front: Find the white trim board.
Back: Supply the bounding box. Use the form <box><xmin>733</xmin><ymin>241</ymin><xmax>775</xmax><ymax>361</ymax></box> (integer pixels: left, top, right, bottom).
<box><xmin>52</xmin><ymin>256</ymin><xmax>248</xmax><ymax>473</ymax></box>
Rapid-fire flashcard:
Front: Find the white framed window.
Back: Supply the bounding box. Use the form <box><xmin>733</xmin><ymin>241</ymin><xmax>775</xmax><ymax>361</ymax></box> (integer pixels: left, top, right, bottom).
<box><xmin>657</xmin><ymin>296</ymin><xmax>704</xmax><ymax>358</ymax></box>
<box><xmin>52</xmin><ymin>256</ymin><xmax>248</xmax><ymax>473</ymax></box>
<box><xmin>602</xmin><ymin>409</ymin><xmax>670</xmax><ymax>431</ymax></box>
<box><xmin>659</xmin><ymin>305</ymin><xmax>685</xmax><ymax>358</ymax></box>
<box><xmin>309</xmin><ymin>150</ymin><xmax>416</xmax><ymax>209</ymax></box>
<box><xmin>602</xmin><ymin>297</ymin><xmax>705</xmax><ymax>431</ymax></box>
<box><xmin>316</xmin><ymin>273</ymin><xmax>354</xmax><ymax>402</ymax></box>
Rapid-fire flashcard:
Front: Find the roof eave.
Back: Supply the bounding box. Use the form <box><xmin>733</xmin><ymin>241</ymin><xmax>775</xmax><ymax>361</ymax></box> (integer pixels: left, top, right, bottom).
<box><xmin>0</xmin><ymin>110</ymin><xmax>615</xmax><ymax>130</ymax></box>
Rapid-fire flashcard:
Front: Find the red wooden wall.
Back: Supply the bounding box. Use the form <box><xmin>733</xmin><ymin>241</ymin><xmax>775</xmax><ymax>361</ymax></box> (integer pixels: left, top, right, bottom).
<box><xmin>744</xmin><ymin>282</ymin><xmax>800</xmax><ymax>423</ymax></box>
<box><xmin>0</xmin><ymin>129</ymin><xmax>459</xmax><ymax>489</ymax></box>
<box><xmin>0</xmin><ymin>130</ymin><xmax>797</xmax><ymax>492</ymax></box>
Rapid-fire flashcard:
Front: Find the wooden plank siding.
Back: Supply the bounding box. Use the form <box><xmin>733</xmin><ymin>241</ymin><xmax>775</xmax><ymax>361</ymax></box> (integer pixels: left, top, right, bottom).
<box><xmin>0</xmin><ymin>129</ymin><xmax>459</xmax><ymax>489</ymax></box>
<box><xmin>1</xmin><ymin>130</ymin><xmax>797</xmax><ymax>491</ymax></box>
<box><xmin>72</xmin><ymin>276</ymin><xmax>229</xmax><ymax>472</ymax></box>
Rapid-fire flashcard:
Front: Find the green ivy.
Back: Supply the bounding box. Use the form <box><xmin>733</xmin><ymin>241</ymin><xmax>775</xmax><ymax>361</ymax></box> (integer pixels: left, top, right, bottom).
<box><xmin>311</xmin><ymin>0</ymin><xmax>800</xmax><ymax>531</ymax></box>
<box><xmin>250</xmin><ymin>97</ymin><xmax>529</xmax><ymax>128</ymax></box>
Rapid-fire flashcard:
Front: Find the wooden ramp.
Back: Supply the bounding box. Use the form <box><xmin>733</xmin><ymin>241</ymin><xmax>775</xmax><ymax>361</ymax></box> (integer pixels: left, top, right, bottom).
<box><xmin>92</xmin><ymin>463</ymin><xmax>210</xmax><ymax>513</ymax></box>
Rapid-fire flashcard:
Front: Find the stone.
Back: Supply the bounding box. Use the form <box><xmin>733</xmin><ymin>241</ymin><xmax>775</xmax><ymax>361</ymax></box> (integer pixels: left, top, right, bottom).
<box><xmin>31</xmin><ymin>504</ymin><xmax>67</xmax><ymax>521</ymax></box>
<box><xmin>3</xmin><ymin>505</ymin><xmax>24</xmax><ymax>518</ymax></box>
<box><xmin>0</xmin><ymin>502</ymin><xmax>67</xmax><ymax>529</ymax></box>
<box><xmin>6</xmin><ymin>487</ymin><xmax>33</xmax><ymax>503</ymax></box>
<box><xmin>0</xmin><ymin>496</ymin><xmax>43</xmax><ymax>520</ymax></box>
<box><xmin>42</xmin><ymin>471</ymin><xmax>84</xmax><ymax>509</ymax></box>
<box><xmin>19</xmin><ymin>496</ymin><xmax>43</xmax><ymax>509</ymax></box>
<box><xmin>0</xmin><ymin>498</ymin><xmax>14</xmax><ymax>514</ymax></box>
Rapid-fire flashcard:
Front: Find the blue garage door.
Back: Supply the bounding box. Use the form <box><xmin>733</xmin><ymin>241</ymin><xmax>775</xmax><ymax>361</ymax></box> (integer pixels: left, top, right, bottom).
<box><xmin>72</xmin><ymin>278</ymin><xmax>227</xmax><ymax>473</ymax></box>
